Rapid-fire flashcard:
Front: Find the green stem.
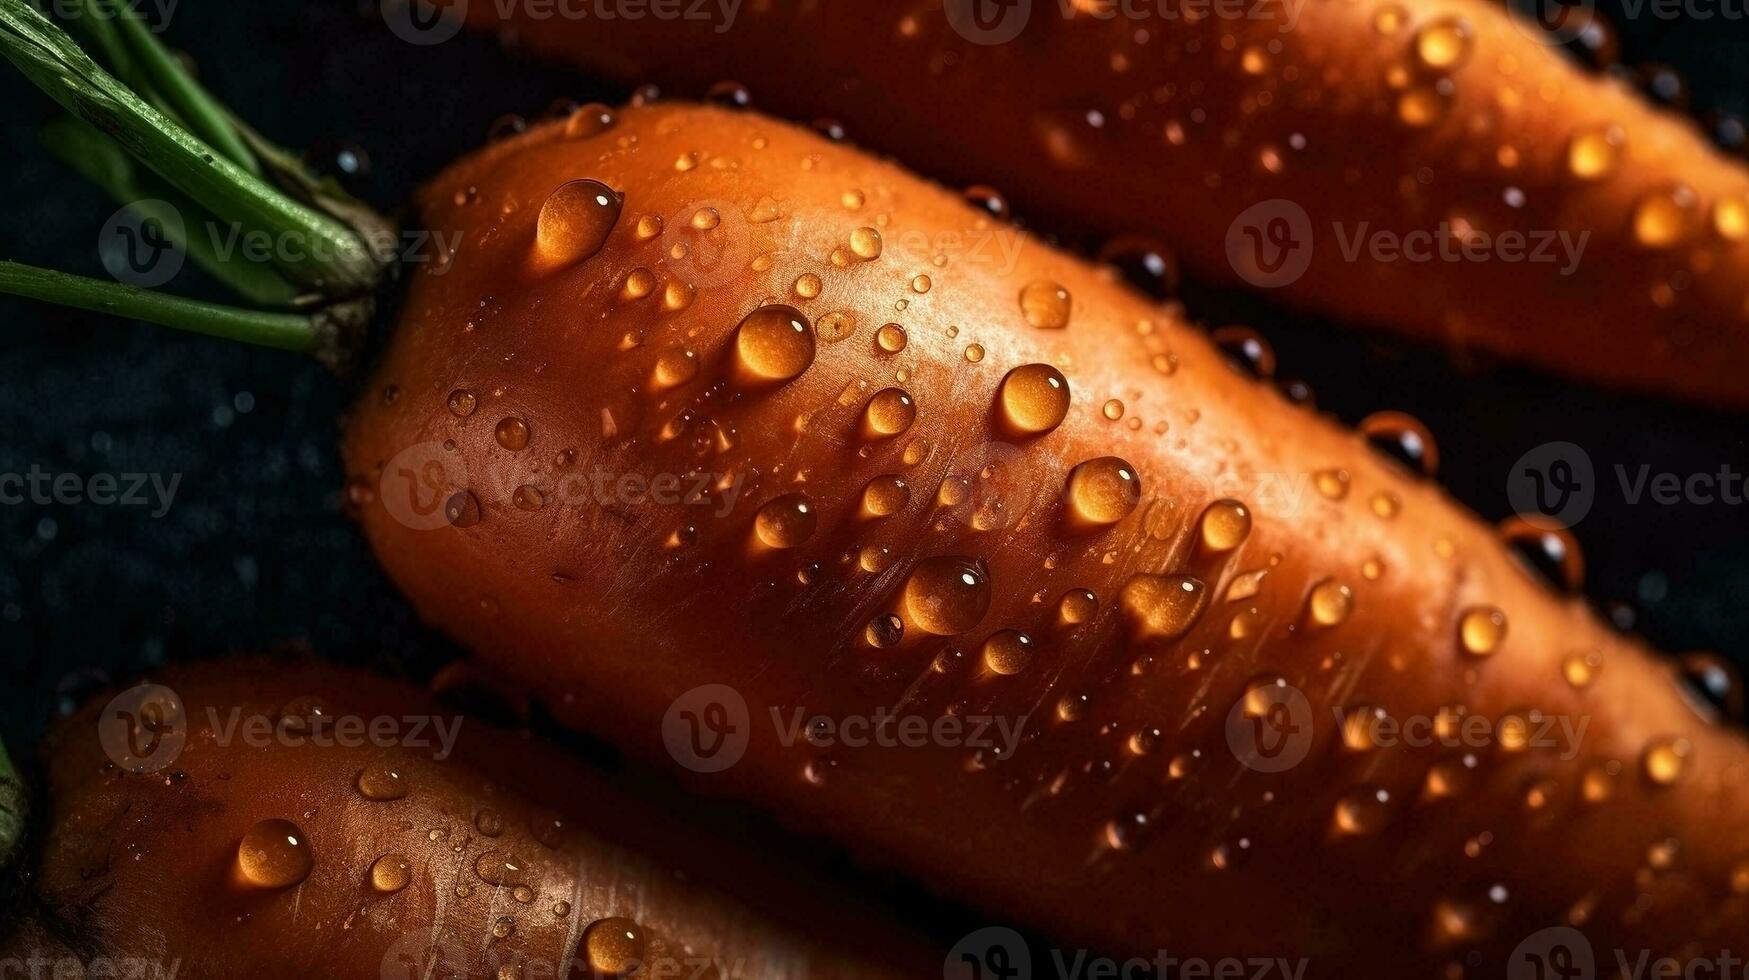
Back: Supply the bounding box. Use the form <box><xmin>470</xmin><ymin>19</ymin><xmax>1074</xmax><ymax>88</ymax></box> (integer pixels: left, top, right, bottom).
<box><xmin>41</xmin><ymin>117</ymin><xmax>299</xmax><ymax>307</ymax></box>
<box><xmin>98</xmin><ymin>0</ymin><xmax>261</xmax><ymax>174</ymax></box>
<box><xmin>0</xmin><ymin>262</ymin><xmax>319</xmax><ymax>353</ymax></box>
<box><xmin>0</xmin><ymin>1</ymin><xmax>377</xmax><ymax>295</ymax></box>
<box><xmin>0</xmin><ymin>740</ymin><xmax>23</xmax><ymax>877</ymax></box>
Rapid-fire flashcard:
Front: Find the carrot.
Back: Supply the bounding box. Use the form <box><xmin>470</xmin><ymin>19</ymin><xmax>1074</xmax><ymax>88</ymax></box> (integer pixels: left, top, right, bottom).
<box><xmin>0</xmin><ymin>5</ymin><xmax>1742</xmax><ymax>976</ymax></box>
<box><xmin>3</xmin><ymin>658</ymin><xmax>932</xmax><ymax>979</ymax></box>
<box><xmin>340</xmin><ymin>102</ymin><xmax>1749</xmax><ymax>974</ymax></box>
<box><xmin>455</xmin><ymin>0</ymin><xmax>1749</xmax><ymax>407</ymax></box>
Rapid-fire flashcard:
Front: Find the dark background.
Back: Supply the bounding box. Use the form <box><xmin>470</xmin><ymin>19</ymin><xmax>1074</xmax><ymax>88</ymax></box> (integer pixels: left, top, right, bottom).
<box><xmin>0</xmin><ymin>0</ymin><xmax>1744</xmax><ymax>831</ymax></box>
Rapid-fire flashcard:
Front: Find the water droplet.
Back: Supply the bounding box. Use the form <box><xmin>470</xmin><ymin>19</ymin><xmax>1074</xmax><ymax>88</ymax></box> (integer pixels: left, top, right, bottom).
<box><xmin>582</xmin><ymin>917</ymin><xmax>646</xmax><ymax>976</ymax></box>
<box><xmin>734</xmin><ymin>305</ymin><xmax>815</xmax><ymax>384</ymax></box>
<box><xmin>902</xmin><ymin>556</ymin><xmax>992</xmax><ymax>635</ymax></box>
<box><xmin>1198</xmin><ymin>499</ymin><xmax>1252</xmax><ymax>552</ymax></box>
<box><xmin>1567</xmin><ymin>126</ymin><xmax>1624</xmax><ymax>180</ymax></box>
<box><xmin>876</xmin><ymin>322</ymin><xmax>909</xmax><ymax>353</ymax></box>
<box><xmin>1120</xmin><ymin>574</ymin><xmax>1208</xmax><ymax>642</ymax></box>
<box><xmin>1307</xmin><ymin>579</ymin><xmax>1353</xmax><ymax>627</ymax></box>
<box><xmin>1097</xmin><ymin>235</ymin><xmax>1178</xmax><ymax>300</ymax></box>
<box><xmin>861</xmin><ymin>388</ymin><xmax>917</xmax><ymax>439</ymax></box>
<box><xmin>1397</xmin><ymin>84</ymin><xmax>1452</xmax><ymax>127</ymax></box>
<box><xmin>1211</xmin><ymin>326</ymin><xmax>1276</xmax><ymax>379</ymax></box>
<box><xmin>1358</xmin><ymin>411</ymin><xmax>1438</xmax><ymax>477</ymax></box>
<box><xmin>997</xmin><ymin>364</ymin><xmax>1071</xmax><ymax>436</ymax></box>
<box><xmin>474</xmin><ymin>851</ymin><xmax>530</xmax><ymax>887</ymax></box>
<box><xmin>706</xmin><ymin>80</ymin><xmax>752</xmax><ymax>108</ymax></box>
<box><xmin>1499</xmin><ymin>517</ymin><xmax>1584</xmax><ymax>592</ymax></box>
<box><xmin>1563</xmin><ymin>650</ymin><xmax>1603</xmax><ymax>689</ymax></box>
<box><xmin>982</xmin><ymin>630</ymin><xmax>1034</xmax><ymax>675</ymax></box>
<box><xmin>1642</xmin><ymin>737</ymin><xmax>1691</xmax><ymax>786</ymax></box>
<box><xmin>1058</xmin><ymin>588</ymin><xmax>1098</xmax><ymax>626</ymax></box>
<box><xmin>237</xmin><ymin>819</ymin><xmax>314</xmax><ymax>888</ymax></box>
<box><xmin>447</xmin><ymin>389</ymin><xmax>477</xmax><ymax>417</ymax></box>
<box><xmin>535</xmin><ymin>179</ymin><xmax>622</xmax><ymax>266</ymax></box>
<box><xmin>446</xmin><ymin>490</ymin><xmax>483</xmax><ymax>529</ymax></box>
<box><xmin>1678</xmin><ymin>652</ymin><xmax>1744</xmax><ymax>721</ymax></box>
<box><xmin>1458</xmin><ymin>606</ymin><xmax>1508</xmax><ymax>656</ymax></box>
<box><xmin>1314</xmin><ymin>468</ymin><xmax>1350</xmax><ymax>501</ymax></box>
<box><xmin>356</xmin><ymin>764</ymin><xmax>408</xmax><ymax>801</ymax></box>
<box><xmin>964</xmin><ymin>185</ymin><xmax>1010</xmax><ymax>220</ymax></box>
<box><xmin>1414</xmin><ymin>17</ymin><xmax>1472</xmax><ymax>70</ymax></box>
<box><xmin>1633</xmin><ymin>186</ymin><xmax>1697</xmax><ymax>248</ymax></box>
<box><xmin>754</xmin><ymin>493</ymin><xmax>818</xmax><ymax>549</ymax></box>
<box><xmin>369</xmin><ymin>853</ymin><xmax>411</xmax><ymax>894</ymax></box>
<box><xmin>562</xmin><ymin>102</ymin><xmax>616</xmax><ymax>139</ymax></box>
<box><xmin>865</xmin><ymin>614</ymin><xmax>904</xmax><ymax>648</ymax></box>
<box><xmin>1066</xmin><ymin>457</ymin><xmax>1142</xmax><ymax>526</ymax></box>
<box><xmin>850</xmin><ymin>227</ymin><xmax>883</xmax><ymax>260</ymax></box>
<box><xmin>652</xmin><ymin>347</ymin><xmax>700</xmax><ymax>389</ymax></box>
<box><xmin>495</xmin><ymin>417</ymin><xmax>531</xmax><ymax>452</ymax></box>
<box><xmin>860</xmin><ymin>475</ymin><xmax>911</xmax><ymax>519</ymax></box>
<box><xmin>1020</xmin><ymin>280</ymin><xmax>1072</xmax><ymax>329</ymax></box>
<box><xmin>1101</xmin><ymin>399</ymin><xmax>1125</xmax><ymax>421</ymax></box>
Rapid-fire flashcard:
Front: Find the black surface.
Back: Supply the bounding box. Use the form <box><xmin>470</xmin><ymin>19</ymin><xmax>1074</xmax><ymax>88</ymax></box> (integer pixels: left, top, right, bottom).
<box><xmin>0</xmin><ymin>2</ymin><xmax>1745</xmax><ymax>752</ymax></box>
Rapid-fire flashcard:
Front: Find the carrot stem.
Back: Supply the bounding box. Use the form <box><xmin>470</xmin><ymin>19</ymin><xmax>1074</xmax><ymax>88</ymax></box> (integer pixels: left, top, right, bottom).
<box><xmin>0</xmin><ymin>0</ymin><xmax>377</xmax><ymax>296</ymax></box>
<box><xmin>97</xmin><ymin>0</ymin><xmax>261</xmax><ymax>174</ymax></box>
<box><xmin>0</xmin><ymin>262</ymin><xmax>320</xmax><ymax>353</ymax></box>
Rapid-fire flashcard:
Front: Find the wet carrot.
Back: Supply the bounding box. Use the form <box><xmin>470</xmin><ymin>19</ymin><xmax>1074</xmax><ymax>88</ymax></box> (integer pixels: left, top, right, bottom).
<box><xmin>457</xmin><ymin>0</ymin><xmax>1749</xmax><ymax>406</ymax></box>
<box><xmin>5</xmin><ymin>659</ymin><xmax>930</xmax><ymax>979</ymax></box>
<box><xmin>340</xmin><ymin>101</ymin><xmax>1749</xmax><ymax>975</ymax></box>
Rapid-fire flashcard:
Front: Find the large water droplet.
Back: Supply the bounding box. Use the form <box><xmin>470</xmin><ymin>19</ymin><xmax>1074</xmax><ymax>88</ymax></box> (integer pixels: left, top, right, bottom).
<box><xmin>581</xmin><ymin>917</ymin><xmax>646</xmax><ymax>976</ymax></box>
<box><xmin>237</xmin><ymin>818</ymin><xmax>314</xmax><ymax>888</ymax></box>
<box><xmin>369</xmin><ymin>853</ymin><xmax>411</xmax><ymax>894</ymax></box>
<box><xmin>1120</xmin><ymin>574</ymin><xmax>1208</xmax><ymax>642</ymax></box>
<box><xmin>1019</xmin><ymin>280</ymin><xmax>1072</xmax><ymax>329</ymax></box>
<box><xmin>861</xmin><ymin>388</ymin><xmax>916</xmax><ymax>439</ymax></box>
<box><xmin>734</xmin><ymin>305</ymin><xmax>815</xmax><ymax>384</ymax></box>
<box><xmin>535</xmin><ymin>179</ymin><xmax>622</xmax><ymax>266</ymax></box>
<box><xmin>754</xmin><ymin>493</ymin><xmax>818</xmax><ymax>549</ymax></box>
<box><xmin>997</xmin><ymin>364</ymin><xmax>1071</xmax><ymax>436</ymax></box>
<box><xmin>902</xmin><ymin>556</ymin><xmax>992</xmax><ymax>635</ymax></box>
<box><xmin>1066</xmin><ymin>457</ymin><xmax>1141</xmax><ymax>526</ymax></box>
